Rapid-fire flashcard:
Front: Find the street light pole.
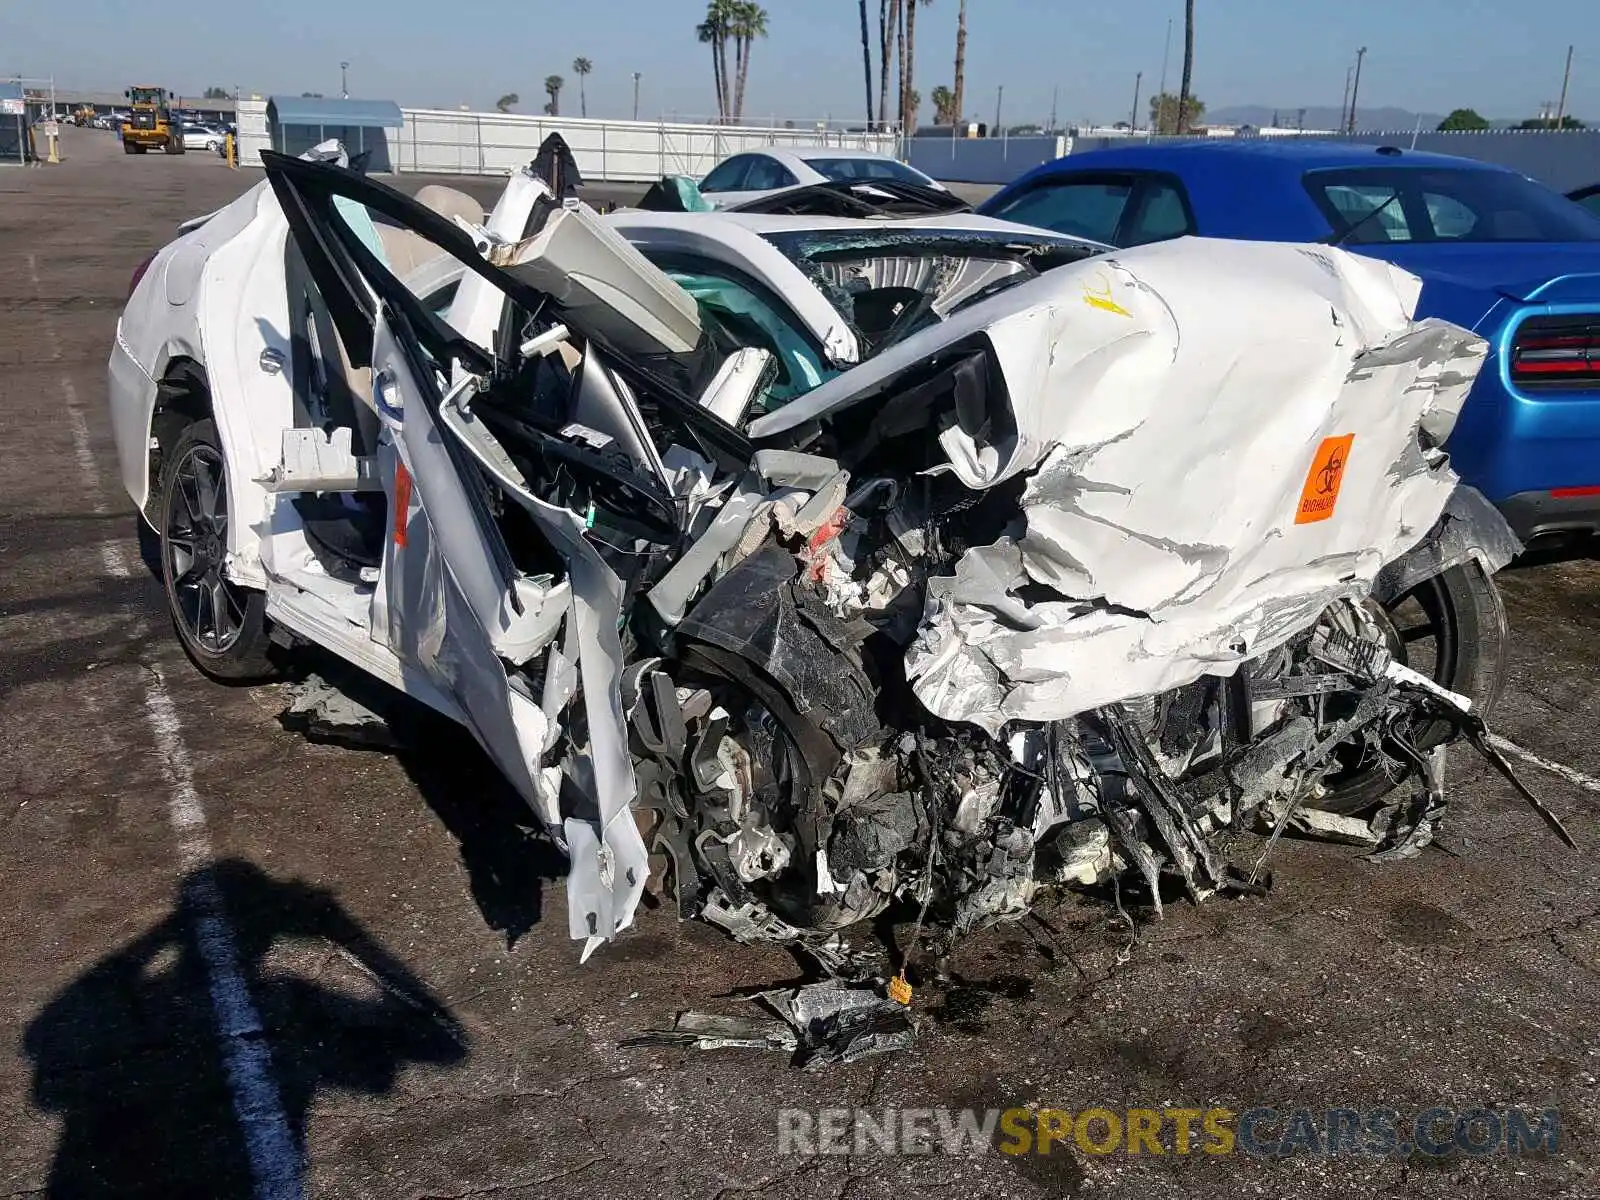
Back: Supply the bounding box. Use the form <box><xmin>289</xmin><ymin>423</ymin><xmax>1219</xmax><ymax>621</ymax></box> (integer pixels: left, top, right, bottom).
<box><xmin>994</xmin><ymin>84</ymin><xmax>1003</xmax><ymax>137</ymax></box>
<box><xmin>340</xmin><ymin>61</ymin><xmax>350</xmax><ymax>100</ymax></box>
<box><xmin>1347</xmin><ymin>47</ymin><xmax>1367</xmax><ymax>134</ymax></box>
<box><xmin>1130</xmin><ymin>71</ymin><xmax>1142</xmax><ymax>134</ymax></box>
<box><xmin>1556</xmin><ymin>44</ymin><xmax>1575</xmax><ymax>130</ymax></box>
<box><xmin>632</xmin><ymin>72</ymin><xmax>641</xmax><ymax>121</ymax></box>
<box><xmin>1157</xmin><ymin>17</ymin><xmax>1172</xmax><ymax>109</ymax></box>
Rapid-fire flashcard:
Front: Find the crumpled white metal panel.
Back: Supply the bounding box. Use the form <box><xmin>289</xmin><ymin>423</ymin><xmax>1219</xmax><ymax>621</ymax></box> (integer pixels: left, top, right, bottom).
<box><xmin>902</xmin><ymin>239</ymin><xmax>1488</xmax><ymax>733</ymax></box>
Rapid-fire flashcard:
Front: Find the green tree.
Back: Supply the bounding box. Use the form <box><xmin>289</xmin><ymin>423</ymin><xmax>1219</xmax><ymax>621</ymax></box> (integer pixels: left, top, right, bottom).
<box><xmin>495</xmin><ymin>92</ymin><xmax>519</xmax><ymax>114</ymax></box>
<box><xmin>1437</xmin><ymin>108</ymin><xmax>1490</xmax><ymax>131</ymax></box>
<box><xmin>202</xmin><ymin>86</ymin><xmax>230</xmax><ymax>100</ymax></box>
<box><xmin>543</xmin><ymin>75</ymin><xmax>564</xmax><ymax>116</ymax></box>
<box><xmin>931</xmin><ymin>84</ymin><xmax>957</xmax><ymax>126</ymax></box>
<box><xmin>1516</xmin><ymin>114</ymin><xmax>1586</xmax><ymax>130</ymax></box>
<box><xmin>1150</xmin><ymin>92</ymin><xmax>1204</xmax><ymax>135</ymax></box>
<box><xmin>572</xmin><ymin>57</ymin><xmax>592</xmax><ymax>118</ymax></box>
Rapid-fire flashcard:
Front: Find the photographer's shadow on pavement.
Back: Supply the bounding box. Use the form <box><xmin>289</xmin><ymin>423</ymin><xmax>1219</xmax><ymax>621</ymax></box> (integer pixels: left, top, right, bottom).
<box><xmin>24</xmin><ymin>859</ymin><xmax>467</xmax><ymax>1198</ymax></box>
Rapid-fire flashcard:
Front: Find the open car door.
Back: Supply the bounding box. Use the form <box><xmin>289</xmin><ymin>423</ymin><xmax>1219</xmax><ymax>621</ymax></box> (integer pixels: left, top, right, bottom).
<box><xmin>257</xmin><ymin>151</ymin><xmax>751</xmax><ymax>952</ymax></box>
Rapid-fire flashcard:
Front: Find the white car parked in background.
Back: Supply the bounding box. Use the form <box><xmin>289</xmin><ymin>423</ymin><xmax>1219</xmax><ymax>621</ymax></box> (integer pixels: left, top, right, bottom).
<box><xmin>697</xmin><ymin>147</ymin><xmax>948</xmax><ymax>208</ymax></box>
<box><xmin>180</xmin><ymin>123</ymin><xmax>223</xmax><ymax>152</ymax></box>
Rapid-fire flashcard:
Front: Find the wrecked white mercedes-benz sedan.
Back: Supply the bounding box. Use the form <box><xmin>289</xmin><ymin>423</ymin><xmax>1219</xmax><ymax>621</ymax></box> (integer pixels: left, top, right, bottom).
<box><xmin>109</xmin><ymin>144</ymin><xmax>1548</xmax><ymax>968</ymax></box>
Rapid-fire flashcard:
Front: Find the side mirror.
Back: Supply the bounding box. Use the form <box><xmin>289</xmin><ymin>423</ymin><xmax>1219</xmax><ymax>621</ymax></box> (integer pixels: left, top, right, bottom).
<box><xmin>124</xmin><ymin>89</ymin><xmax>130</xmax><ymax>98</ymax></box>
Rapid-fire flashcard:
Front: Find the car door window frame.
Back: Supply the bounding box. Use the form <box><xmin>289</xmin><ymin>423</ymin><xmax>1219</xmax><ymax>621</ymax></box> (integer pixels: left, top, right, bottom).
<box><xmin>700</xmin><ymin>154</ymin><xmax>755</xmax><ymax>193</ymax></box>
<box><xmin>986</xmin><ymin>171</ymin><xmax>1139</xmax><ymax>243</ymax></box>
<box><xmin>1119</xmin><ymin>172</ymin><xmax>1199</xmax><ymax>246</ymax></box>
<box><xmin>260</xmin><ymin>150</ymin><xmax>755</xmax><ymax>471</ymax></box>
<box><xmin>742</xmin><ymin>155</ymin><xmax>796</xmax><ymax>191</ymax></box>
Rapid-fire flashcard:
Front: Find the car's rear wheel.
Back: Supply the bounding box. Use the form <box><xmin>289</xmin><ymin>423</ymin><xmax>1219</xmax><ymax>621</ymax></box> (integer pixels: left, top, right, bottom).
<box><xmin>1317</xmin><ymin>560</ymin><xmax>1507</xmax><ymax>814</ymax></box>
<box><xmin>158</xmin><ymin>420</ymin><xmax>275</xmax><ymax>681</ymax></box>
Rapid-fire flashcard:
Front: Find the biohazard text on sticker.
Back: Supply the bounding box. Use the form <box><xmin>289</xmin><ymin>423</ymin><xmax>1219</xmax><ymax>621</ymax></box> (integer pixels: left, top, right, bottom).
<box><xmin>1296</xmin><ymin>434</ymin><xmax>1355</xmax><ymax>525</ymax></box>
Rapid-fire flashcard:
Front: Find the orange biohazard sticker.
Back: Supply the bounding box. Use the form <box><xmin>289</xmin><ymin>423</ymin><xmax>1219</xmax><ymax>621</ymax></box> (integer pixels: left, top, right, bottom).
<box><xmin>1295</xmin><ymin>434</ymin><xmax>1355</xmax><ymax>525</ymax></box>
<box><xmin>392</xmin><ymin>460</ymin><xmax>412</xmax><ymax>547</ymax></box>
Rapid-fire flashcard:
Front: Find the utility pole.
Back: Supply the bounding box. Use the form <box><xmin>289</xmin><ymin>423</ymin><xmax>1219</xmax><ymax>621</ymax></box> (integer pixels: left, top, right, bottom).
<box><xmin>1157</xmin><ymin>17</ymin><xmax>1172</xmax><ymax>112</ymax></box>
<box><xmin>1130</xmin><ymin>71</ymin><xmax>1142</xmax><ymax>134</ymax></box>
<box><xmin>1347</xmin><ymin>46</ymin><xmax>1367</xmax><ymax>134</ymax></box>
<box><xmin>1340</xmin><ymin>66</ymin><xmax>1352</xmax><ymax>135</ymax></box>
<box><xmin>632</xmin><ymin>72</ymin><xmax>641</xmax><ymax>121</ymax></box>
<box><xmin>994</xmin><ymin>84</ymin><xmax>1003</xmax><ymax>136</ymax></box>
<box><xmin>1556</xmin><ymin>44</ymin><xmax>1574</xmax><ymax>130</ymax></box>
<box><xmin>340</xmin><ymin>61</ymin><xmax>350</xmax><ymax>100</ymax></box>
<box><xmin>1049</xmin><ymin>84</ymin><xmax>1058</xmax><ymax>134</ymax></box>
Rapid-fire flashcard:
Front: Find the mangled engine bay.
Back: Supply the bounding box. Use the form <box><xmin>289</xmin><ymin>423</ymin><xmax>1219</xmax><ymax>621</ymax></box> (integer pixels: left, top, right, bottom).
<box><xmin>284</xmin><ymin>159</ymin><xmax>1542</xmax><ymax>965</ymax></box>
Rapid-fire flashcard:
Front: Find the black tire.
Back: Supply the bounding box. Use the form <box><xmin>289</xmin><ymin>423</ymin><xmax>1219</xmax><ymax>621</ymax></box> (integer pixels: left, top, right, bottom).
<box><xmin>1318</xmin><ymin>560</ymin><xmax>1507</xmax><ymax>814</ymax></box>
<box><xmin>158</xmin><ymin>419</ymin><xmax>276</xmax><ymax>681</ymax></box>
<box><xmin>122</xmin><ymin>140</ymin><xmax>136</xmax><ymax>155</ymax></box>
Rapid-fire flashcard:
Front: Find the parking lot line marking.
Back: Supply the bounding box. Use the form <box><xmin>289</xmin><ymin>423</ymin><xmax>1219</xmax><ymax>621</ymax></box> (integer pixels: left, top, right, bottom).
<box><xmin>56</xmin><ymin>369</ymin><xmax>303</xmax><ymax>1200</ymax></box>
<box><xmin>62</xmin><ymin>378</ymin><xmax>130</xmax><ymax>579</ymax></box>
<box><xmin>1486</xmin><ymin>734</ymin><xmax>1600</xmax><ymax>796</ymax></box>
<box><xmin>143</xmin><ymin>679</ymin><xmax>303</xmax><ymax>1200</ymax></box>
<box><xmin>26</xmin><ymin>254</ymin><xmax>62</xmax><ymax>359</ymax></box>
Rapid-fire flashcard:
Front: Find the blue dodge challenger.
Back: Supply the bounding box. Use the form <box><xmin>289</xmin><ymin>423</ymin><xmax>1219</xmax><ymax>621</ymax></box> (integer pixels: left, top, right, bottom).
<box><xmin>980</xmin><ymin>140</ymin><xmax>1600</xmax><ymax>549</ymax></box>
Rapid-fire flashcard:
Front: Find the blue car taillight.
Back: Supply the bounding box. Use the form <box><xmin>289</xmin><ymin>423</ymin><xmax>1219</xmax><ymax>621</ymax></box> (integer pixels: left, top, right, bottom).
<box><xmin>1511</xmin><ymin>314</ymin><xmax>1600</xmax><ymax>389</ymax></box>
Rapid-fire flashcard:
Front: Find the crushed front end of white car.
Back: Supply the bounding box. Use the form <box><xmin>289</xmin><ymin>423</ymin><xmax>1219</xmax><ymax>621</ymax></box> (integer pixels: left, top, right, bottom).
<box><xmin>110</xmin><ymin>144</ymin><xmax>1563</xmax><ymax>978</ymax></box>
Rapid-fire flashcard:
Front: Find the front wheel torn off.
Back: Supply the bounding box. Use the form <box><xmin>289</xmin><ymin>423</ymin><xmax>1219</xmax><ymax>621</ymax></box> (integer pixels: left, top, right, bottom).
<box><xmin>628</xmin><ymin>633</ymin><xmax>907</xmax><ymax>939</ymax></box>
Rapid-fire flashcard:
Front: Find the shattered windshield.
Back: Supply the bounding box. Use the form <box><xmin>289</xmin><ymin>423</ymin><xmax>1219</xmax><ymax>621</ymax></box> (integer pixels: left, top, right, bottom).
<box><xmin>760</xmin><ymin>227</ymin><xmax>1101</xmax><ymax>357</ymax></box>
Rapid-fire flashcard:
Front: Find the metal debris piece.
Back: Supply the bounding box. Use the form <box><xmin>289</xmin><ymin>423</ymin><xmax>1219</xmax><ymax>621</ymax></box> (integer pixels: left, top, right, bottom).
<box><xmin>1257</xmin><ymin>802</ymin><xmax>1382</xmax><ymax>847</ymax></box>
<box><xmin>631</xmin><ymin>978</ymin><xmax>916</xmax><ymax>1069</ymax></box>
<box><xmin>626</xmin><ymin>1011</ymin><xmax>799</xmax><ymax>1053</ymax></box>
<box><xmin>757</xmin><ymin>978</ymin><xmax>917</xmax><ymax>1070</ymax></box>
<box><xmin>281</xmin><ymin>673</ymin><xmax>399</xmax><ymax>750</ymax></box>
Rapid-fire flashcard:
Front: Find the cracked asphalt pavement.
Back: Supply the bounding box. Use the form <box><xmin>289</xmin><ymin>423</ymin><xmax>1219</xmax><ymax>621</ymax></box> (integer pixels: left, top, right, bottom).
<box><xmin>2</xmin><ymin>129</ymin><xmax>1598</xmax><ymax>1199</ymax></box>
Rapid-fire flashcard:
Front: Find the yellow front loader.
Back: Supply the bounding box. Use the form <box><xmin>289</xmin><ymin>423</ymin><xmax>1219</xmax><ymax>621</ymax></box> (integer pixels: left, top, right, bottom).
<box><xmin>121</xmin><ymin>86</ymin><xmax>184</xmax><ymax>154</ymax></box>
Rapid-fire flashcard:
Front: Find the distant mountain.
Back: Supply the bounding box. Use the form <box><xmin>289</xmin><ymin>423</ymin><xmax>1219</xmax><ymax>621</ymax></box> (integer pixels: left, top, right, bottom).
<box><xmin>1207</xmin><ymin>104</ymin><xmax>1447</xmax><ymax>132</ymax></box>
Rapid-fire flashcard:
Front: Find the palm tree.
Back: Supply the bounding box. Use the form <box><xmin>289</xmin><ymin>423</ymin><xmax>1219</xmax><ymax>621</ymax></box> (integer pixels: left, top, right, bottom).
<box><xmin>697</xmin><ymin>0</ymin><xmax>737</xmax><ymax>122</ymax></box>
<box><xmin>879</xmin><ymin>0</ymin><xmax>898</xmax><ymax>133</ymax></box>
<box><xmin>729</xmin><ymin>2</ymin><xmax>768</xmax><ymax>123</ymax></box>
<box><xmin>697</xmin><ymin>12</ymin><xmax>724</xmax><ymax>121</ymax></box>
<box><xmin>902</xmin><ymin>0</ymin><xmax>931</xmax><ymax>133</ymax></box>
<box><xmin>1176</xmin><ymin>0</ymin><xmax>1195</xmax><ymax>134</ymax></box>
<box><xmin>859</xmin><ymin>0</ymin><xmax>874</xmax><ymax>128</ymax></box>
<box><xmin>543</xmin><ymin>74</ymin><xmax>564</xmax><ymax>116</ymax></box>
<box><xmin>894</xmin><ymin>0</ymin><xmax>906</xmax><ymax>128</ymax></box>
<box><xmin>952</xmin><ymin>0</ymin><xmax>967</xmax><ymax>128</ymax></box>
<box><xmin>572</xmin><ymin>57</ymin><xmax>592</xmax><ymax>118</ymax></box>
<box><xmin>931</xmin><ymin>84</ymin><xmax>956</xmax><ymax>125</ymax></box>
<box><xmin>495</xmin><ymin>92</ymin><xmax>519</xmax><ymax>114</ymax></box>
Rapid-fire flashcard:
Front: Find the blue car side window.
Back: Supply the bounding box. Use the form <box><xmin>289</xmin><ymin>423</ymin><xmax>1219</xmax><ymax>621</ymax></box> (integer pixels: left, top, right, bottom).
<box><xmin>1124</xmin><ymin>181</ymin><xmax>1194</xmax><ymax>245</ymax></box>
<box><xmin>989</xmin><ymin>178</ymin><xmax>1133</xmax><ymax>243</ymax></box>
<box><xmin>1323</xmin><ymin>184</ymin><xmax>1411</xmax><ymax>242</ymax></box>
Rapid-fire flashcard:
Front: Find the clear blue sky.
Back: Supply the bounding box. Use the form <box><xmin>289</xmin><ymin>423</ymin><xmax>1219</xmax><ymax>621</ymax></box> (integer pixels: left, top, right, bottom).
<box><xmin>3</xmin><ymin>0</ymin><xmax>1593</xmax><ymax>126</ymax></box>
